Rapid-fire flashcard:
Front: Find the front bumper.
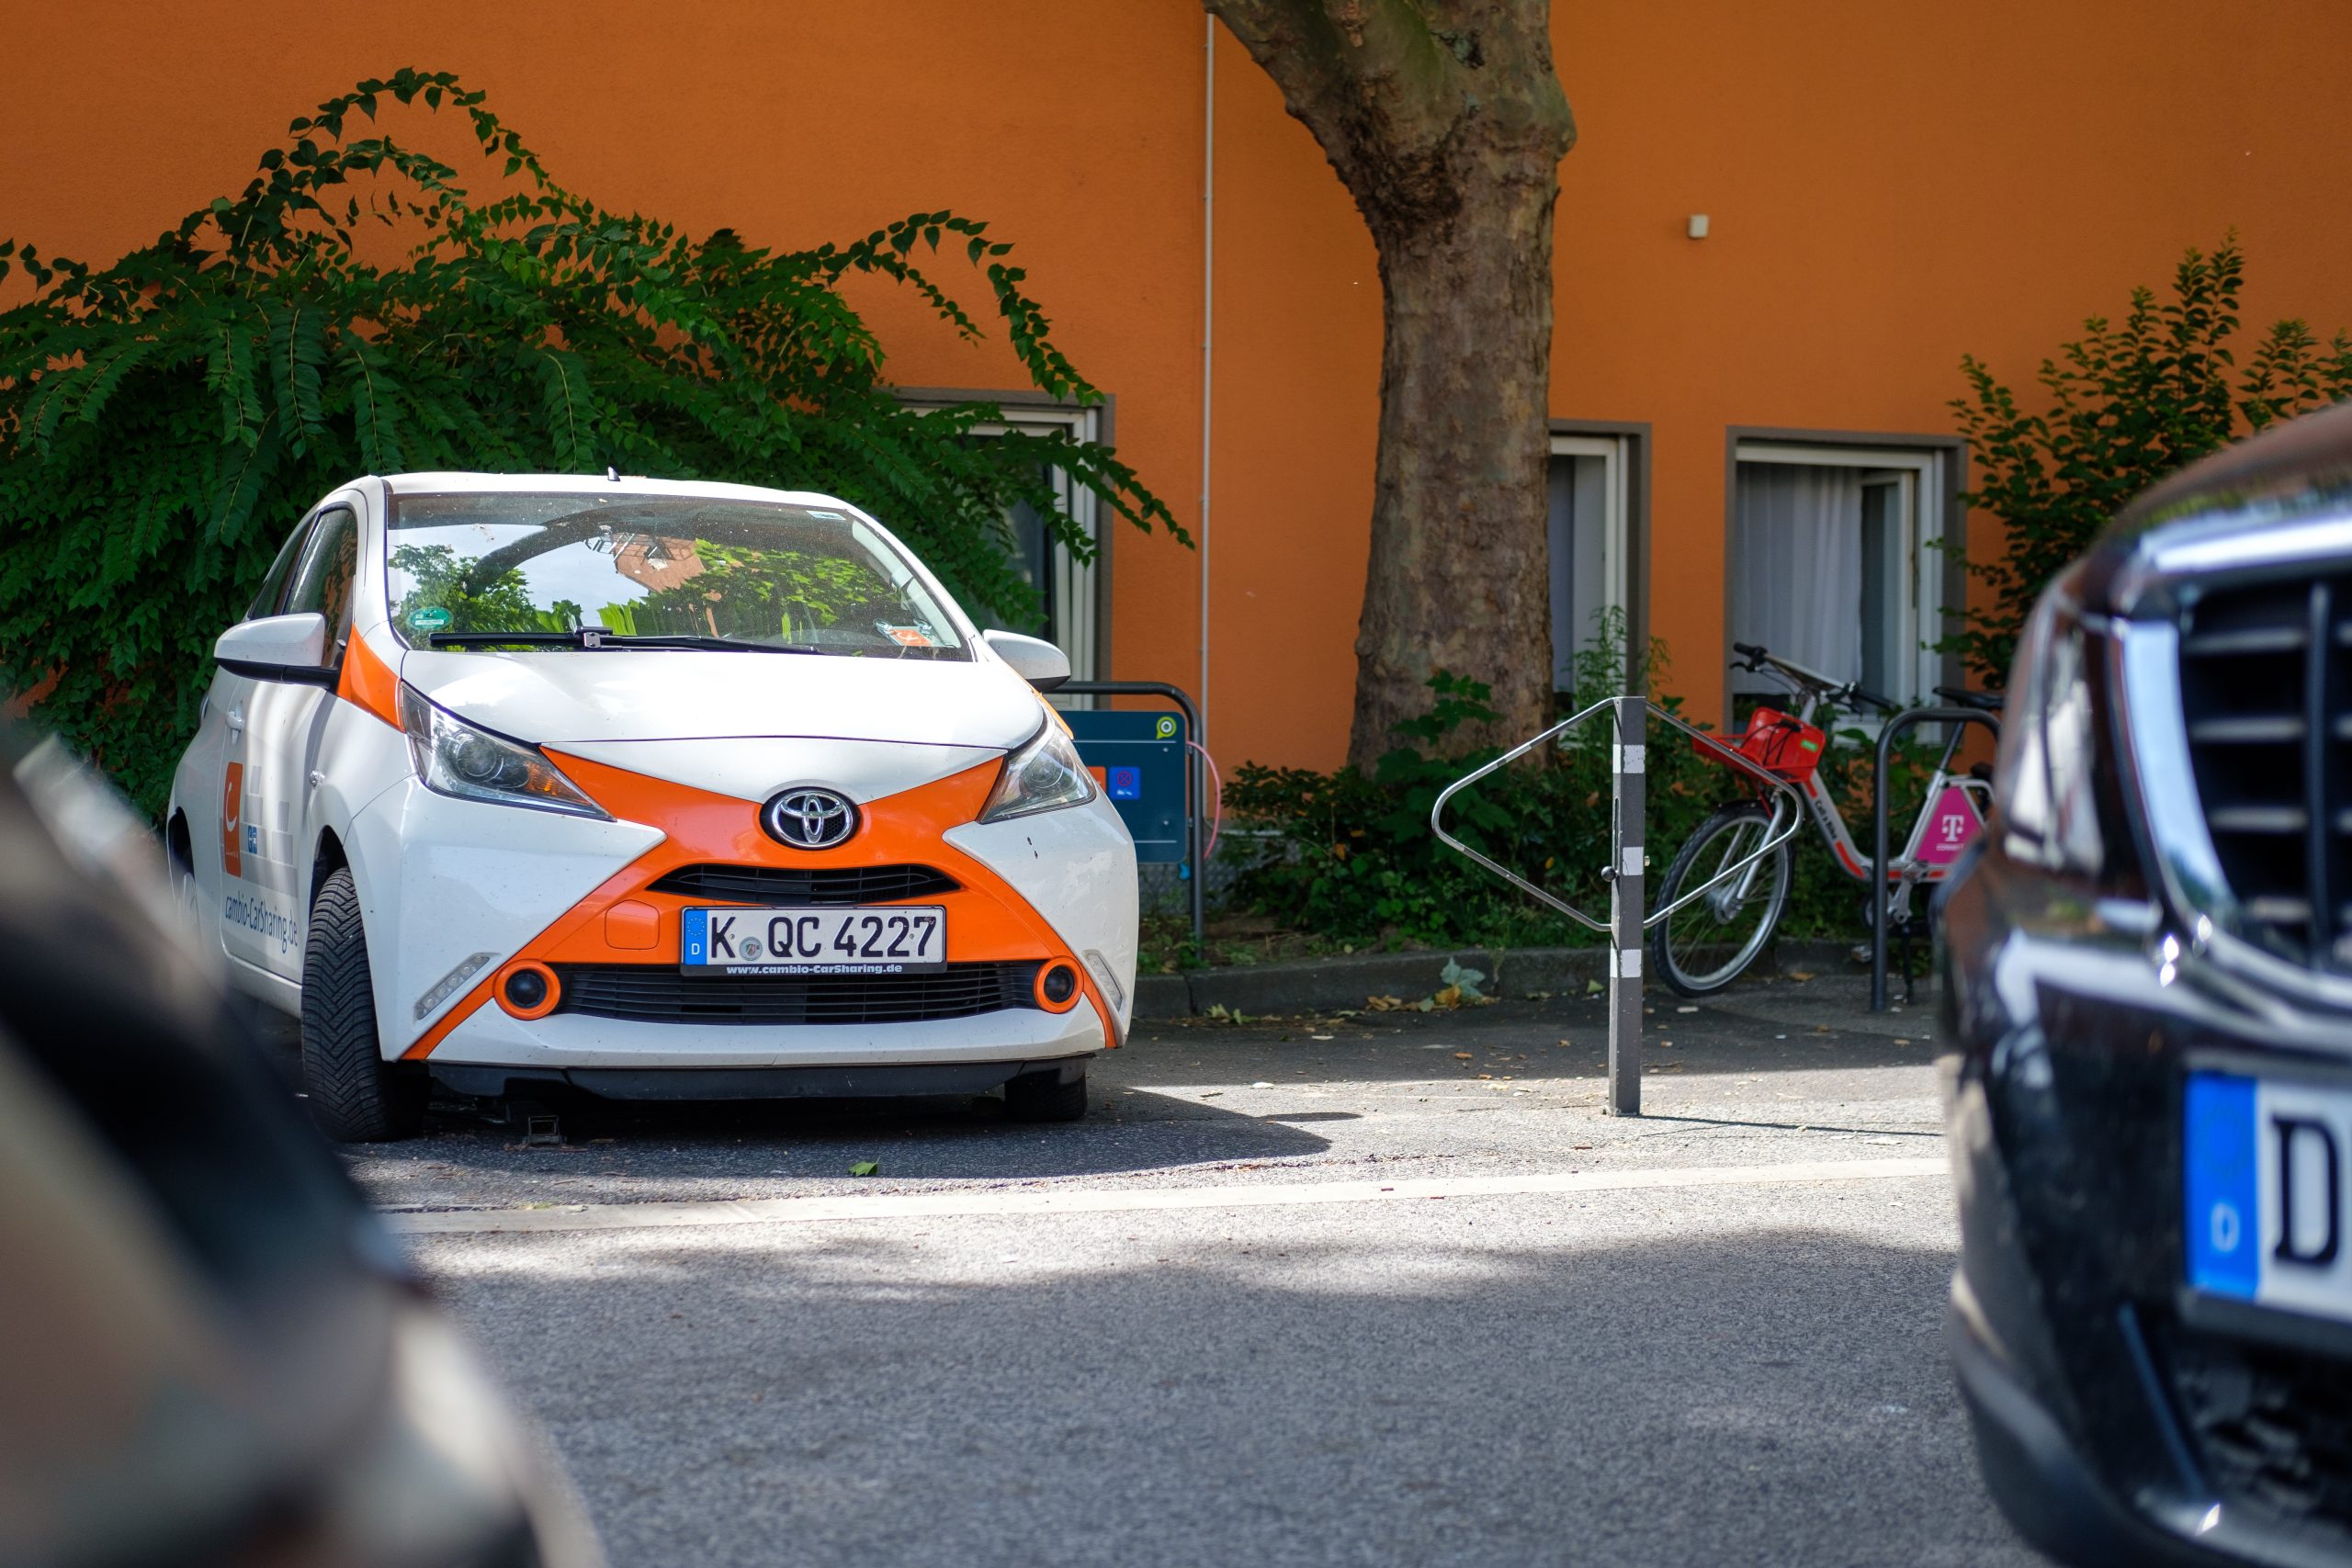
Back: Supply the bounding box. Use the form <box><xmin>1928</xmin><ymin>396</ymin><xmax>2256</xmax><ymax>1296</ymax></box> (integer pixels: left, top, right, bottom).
<box><xmin>350</xmin><ymin>749</ymin><xmax>1136</xmax><ymax>1065</ymax></box>
<box><xmin>428</xmin><ymin>1052</ymin><xmax>1091</xmax><ymax>1102</ymax></box>
<box><xmin>428</xmin><ymin>990</ymin><xmax>1106</xmax><ymax>1073</ymax></box>
<box><xmin>1949</xmin><ymin>1291</ymin><xmax>2236</xmax><ymax>1568</ymax></box>
<box><xmin>1942</xmin><ymin>860</ymin><xmax>2352</xmax><ymax>1568</ymax></box>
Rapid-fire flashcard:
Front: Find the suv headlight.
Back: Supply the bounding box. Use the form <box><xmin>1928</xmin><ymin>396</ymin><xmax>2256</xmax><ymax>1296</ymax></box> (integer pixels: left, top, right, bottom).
<box><xmin>1993</xmin><ymin>580</ymin><xmax>2103</xmax><ymax>874</ymax></box>
<box><xmin>978</xmin><ymin>712</ymin><xmax>1096</xmax><ymax>823</ymax></box>
<box><xmin>396</xmin><ymin>684</ymin><xmax>609</xmax><ymax>819</ymax></box>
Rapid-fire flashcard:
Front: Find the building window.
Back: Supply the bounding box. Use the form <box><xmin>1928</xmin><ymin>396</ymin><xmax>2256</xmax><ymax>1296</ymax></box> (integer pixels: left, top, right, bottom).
<box><xmin>1548</xmin><ymin>432</ymin><xmax>1631</xmax><ymax>690</ymax></box>
<box><xmin>1729</xmin><ymin>440</ymin><xmax>1947</xmax><ymax>709</ymax></box>
<box><xmin>900</xmin><ymin>395</ymin><xmax>1102</xmax><ymax>683</ymax></box>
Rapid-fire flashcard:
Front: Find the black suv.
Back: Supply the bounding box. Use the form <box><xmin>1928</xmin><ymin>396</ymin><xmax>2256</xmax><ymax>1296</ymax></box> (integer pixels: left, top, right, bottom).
<box><xmin>1944</xmin><ymin>401</ymin><xmax>2352</xmax><ymax>1566</ymax></box>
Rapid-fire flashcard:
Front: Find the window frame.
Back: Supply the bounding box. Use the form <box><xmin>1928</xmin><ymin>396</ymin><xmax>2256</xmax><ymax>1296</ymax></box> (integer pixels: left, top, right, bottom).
<box><xmin>1722</xmin><ymin>428</ymin><xmax>1968</xmax><ymax>727</ymax></box>
<box><xmin>896</xmin><ymin>388</ymin><xmax>1112</xmax><ymax>694</ymax></box>
<box><xmin>1547</xmin><ymin>430</ymin><xmax>1632</xmax><ymax>692</ymax></box>
<box><xmin>1547</xmin><ymin>420</ymin><xmax>1652</xmax><ymax>696</ymax></box>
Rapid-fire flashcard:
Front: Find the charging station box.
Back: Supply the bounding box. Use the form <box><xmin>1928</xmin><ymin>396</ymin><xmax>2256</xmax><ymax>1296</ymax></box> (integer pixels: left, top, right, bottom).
<box><xmin>1063</xmin><ymin>707</ymin><xmax>1189</xmax><ymax>863</ymax></box>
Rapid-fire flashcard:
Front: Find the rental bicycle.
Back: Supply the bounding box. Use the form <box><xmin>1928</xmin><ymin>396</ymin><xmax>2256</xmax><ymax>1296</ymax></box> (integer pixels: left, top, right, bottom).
<box><xmin>1648</xmin><ymin>641</ymin><xmax>2001</xmax><ymax>997</ymax></box>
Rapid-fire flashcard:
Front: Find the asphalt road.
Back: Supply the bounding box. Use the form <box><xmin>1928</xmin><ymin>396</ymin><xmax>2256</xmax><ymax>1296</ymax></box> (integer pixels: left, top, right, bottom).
<box><xmin>347</xmin><ymin>974</ymin><xmax>2043</xmax><ymax>1568</ymax></box>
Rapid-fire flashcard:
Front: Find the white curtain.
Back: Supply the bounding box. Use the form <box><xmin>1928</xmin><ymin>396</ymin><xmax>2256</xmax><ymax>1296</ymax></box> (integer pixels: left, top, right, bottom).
<box><xmin>1731</xmin><ymin>465</ymin><xmax>1863</xmax><ymax>690</ymax></box>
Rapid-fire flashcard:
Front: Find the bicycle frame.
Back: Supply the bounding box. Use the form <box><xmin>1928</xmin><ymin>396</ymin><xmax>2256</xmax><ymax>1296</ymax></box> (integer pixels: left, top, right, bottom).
<box><xmin>1720</xmin><ymin>664</ymin><xmax>1992</xmax><ymax>909</ymax></box>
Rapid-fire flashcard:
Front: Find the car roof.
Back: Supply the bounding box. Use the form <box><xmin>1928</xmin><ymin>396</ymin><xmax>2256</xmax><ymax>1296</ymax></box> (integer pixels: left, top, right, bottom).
<box><xmin>379</xmin><ymin>472</ymin><xmax>857</xmax><ymax>510</ymax></box>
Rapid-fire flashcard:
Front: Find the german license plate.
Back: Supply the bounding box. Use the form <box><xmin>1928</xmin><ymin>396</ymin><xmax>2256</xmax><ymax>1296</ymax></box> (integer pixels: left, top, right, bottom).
<box><xmin>2186</xmin><ymin>1070</ymin><xmax>2352</xmax><ymax>1320</ymax></box>
<box><xmin>680</xmin><ymin>906</ymin><xmax>946</xmax><ymax>976</ymax></box>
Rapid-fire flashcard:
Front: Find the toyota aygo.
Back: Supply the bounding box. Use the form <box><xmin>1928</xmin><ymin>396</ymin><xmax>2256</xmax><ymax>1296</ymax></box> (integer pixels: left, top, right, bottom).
<box><xmin>167</xmin><ymin>473</ymin><xmax>1136</xmax><ymax>1140</ymax></box>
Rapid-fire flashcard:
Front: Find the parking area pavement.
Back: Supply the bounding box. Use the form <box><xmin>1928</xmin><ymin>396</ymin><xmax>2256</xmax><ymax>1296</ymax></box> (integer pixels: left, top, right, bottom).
<box><xmin>340</xmin><ymin>973</ymin><xmax>2038</xmax><ymax>1567</ymax></box>
<box><xmin>345</xmin><ymin>973</ymin><xmax>1948</xmax><ymax>1213</ymax></box>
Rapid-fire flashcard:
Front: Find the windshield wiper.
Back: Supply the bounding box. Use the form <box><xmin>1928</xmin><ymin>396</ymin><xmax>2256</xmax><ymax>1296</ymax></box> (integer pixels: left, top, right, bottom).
<box><xmin>591</xmin><ymin>633</ymin><xmax>826</xmax><ymax>654</ymax></box>
<box><xmin>427</xmin><ymin>629</ymin><xmax>822</xmax><ymax>654</ymax></box>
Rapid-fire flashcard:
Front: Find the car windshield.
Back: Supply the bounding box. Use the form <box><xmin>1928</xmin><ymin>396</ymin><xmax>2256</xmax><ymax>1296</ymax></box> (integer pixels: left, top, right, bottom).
<box><xmin>385</xmin><ymin>491</ymin><xmax>968</xmax><ymax>659</ymax></box>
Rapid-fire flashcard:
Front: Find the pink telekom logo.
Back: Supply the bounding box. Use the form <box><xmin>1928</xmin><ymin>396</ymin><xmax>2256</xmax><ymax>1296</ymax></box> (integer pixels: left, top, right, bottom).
<box><xmin>1915</xmin><ymin>784</ymin><xmax>1984</xmax><ymax>867</ymax></box>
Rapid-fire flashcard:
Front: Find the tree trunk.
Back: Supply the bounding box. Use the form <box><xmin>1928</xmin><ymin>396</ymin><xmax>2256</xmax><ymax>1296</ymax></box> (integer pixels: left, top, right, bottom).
<box><xmin>1204</xmin><ymin>1</ymin><xmax>1575</xmax><ymax>771</ymax></box>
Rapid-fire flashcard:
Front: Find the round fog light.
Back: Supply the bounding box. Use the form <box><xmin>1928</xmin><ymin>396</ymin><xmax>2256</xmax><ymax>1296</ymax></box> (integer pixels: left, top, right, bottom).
<box><xmin>1038</xmin><ymin>962</ymin><xmax>1080</xmax><ymax>1010</ymax></box>
<box><xmin>496</xmin><ymin>962</ymin><xmax>560</xmax><ymax>1019</ymax></box>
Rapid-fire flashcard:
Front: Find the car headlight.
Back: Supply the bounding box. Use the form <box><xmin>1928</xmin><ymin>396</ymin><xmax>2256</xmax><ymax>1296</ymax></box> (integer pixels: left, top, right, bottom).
<box><xmin>978</xmin><ymin>712</ymin><xmax>1096</xmax><ymax>823</ymax></box>
<box><xmin>396</xmin><ymin>685</ymin><xmax>608</xmax><ymax>819</ymax></box>
<box><xmin>1993</xmin><ymin>577</ymin><xmax>2103</xmax><ymax>874</ymax></box>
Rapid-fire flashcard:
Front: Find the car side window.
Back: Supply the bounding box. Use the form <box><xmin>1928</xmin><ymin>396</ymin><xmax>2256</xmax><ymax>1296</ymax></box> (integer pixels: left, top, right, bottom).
<box><xmin>283</xmin><ymin>506</ymin><xmax>359</xmax><ymax>659</ymax></box>
<box><xmin>245</xmin><ymin>519</ymin><xmax>311</xmax><ymax>621</ymax></box>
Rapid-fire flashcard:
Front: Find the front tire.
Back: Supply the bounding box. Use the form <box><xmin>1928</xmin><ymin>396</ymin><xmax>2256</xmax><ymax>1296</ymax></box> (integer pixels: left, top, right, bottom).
<box><xmin>300</xmin><ymin>865</ymin><xmax>426</xmax><ymax>1142</ymax></box>
<box><xmin>1004</xmin><ymin>1065</ymin><xmax>1088</xmax><ymax>1123</ymax></box>
<box><xmin>1649</xmin><ymin>802</ymin><xmax>1792</xmax><ymax>998</ymax></box>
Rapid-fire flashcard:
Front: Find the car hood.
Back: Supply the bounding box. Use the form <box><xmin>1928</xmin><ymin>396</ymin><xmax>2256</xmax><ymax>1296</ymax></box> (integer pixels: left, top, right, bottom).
<box><xmin>2086</xmin><ymin>399</ymin><xmax>2352</xmax><ymax>618</ymax></box>
<box><xmin>397</xmin><ymin>647</ymin><xmax>1043</xmax><ymax>750</ymax></box>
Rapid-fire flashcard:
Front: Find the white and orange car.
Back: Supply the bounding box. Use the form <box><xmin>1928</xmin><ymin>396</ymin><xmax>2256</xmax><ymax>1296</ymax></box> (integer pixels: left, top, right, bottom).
<box><xmin>166</xmin><ymin>473</ymin><xmax>1136</xmax><ymax>1140</ymax></box>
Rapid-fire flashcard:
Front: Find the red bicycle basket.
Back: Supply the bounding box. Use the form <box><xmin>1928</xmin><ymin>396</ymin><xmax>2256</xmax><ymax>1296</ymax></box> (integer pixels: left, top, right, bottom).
<box><xmin>1692</xmin><ymin>705</ymin><xmax>1826</xmax><ymax>782</ymax></box>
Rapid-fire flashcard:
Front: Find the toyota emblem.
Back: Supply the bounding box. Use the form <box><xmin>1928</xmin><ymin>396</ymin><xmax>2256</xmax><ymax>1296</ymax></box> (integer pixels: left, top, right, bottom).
<box><xmin>762</xmin><ymin>788</ymin><xmax>858</xmax><ymax>850</ymax></box>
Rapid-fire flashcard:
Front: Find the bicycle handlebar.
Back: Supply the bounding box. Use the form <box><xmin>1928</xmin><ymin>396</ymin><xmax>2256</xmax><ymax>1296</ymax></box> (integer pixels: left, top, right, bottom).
<box><xmin>1848</xmin><ymin>684</ymin><xmax>1900</xmax><ymax>715</ymax></box>
<box><xmin>1730</xmin><ymin>641</ymin><xmax>1897</xmax><ymax>715</ymax></box>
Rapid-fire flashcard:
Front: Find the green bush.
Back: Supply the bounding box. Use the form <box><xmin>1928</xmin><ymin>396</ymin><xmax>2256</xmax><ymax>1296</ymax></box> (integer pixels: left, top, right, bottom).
<box><xmin>1221</xmin><ymin>617</ymin><xmax>1944</xmax><ymax>954</ymax></box>
<box><xmin>1950</xmin><ymin>235</ymin><xmax>2352</xmax><ymax>684</ymax></box>
<box><xmin>0</xmin><ymin>69</ymin><xmax>1180</xmax><ymax>814</ymax></box>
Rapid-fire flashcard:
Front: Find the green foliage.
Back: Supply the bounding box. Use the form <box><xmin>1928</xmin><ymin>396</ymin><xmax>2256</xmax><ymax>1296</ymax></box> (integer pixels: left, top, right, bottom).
<box><xmin>0</xmin><ymin>68</ymin><xmax>1182</xmax><ymax>813</ymax></box>
<box><xmin>1225</xmin><ymin>614</ymin><xmax>1709</xmax><ymax>947</ymax></box>
<box><xmin>1950</xmin><ymin>235</ymin><xmax>2352</xmax><ymax>684</ymax></box>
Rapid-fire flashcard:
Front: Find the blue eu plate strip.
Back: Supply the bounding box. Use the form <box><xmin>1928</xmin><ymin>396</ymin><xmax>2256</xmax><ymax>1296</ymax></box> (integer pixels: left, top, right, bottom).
<box><xmin>681</xmin><ymin>907</ymin><xmax>707</xmax><ymax>964</ymax></box>
<box><xmin>2185</xmin><ymin>1071</ymin><xmax>2259</xmax><ymax>1299</ymax></box>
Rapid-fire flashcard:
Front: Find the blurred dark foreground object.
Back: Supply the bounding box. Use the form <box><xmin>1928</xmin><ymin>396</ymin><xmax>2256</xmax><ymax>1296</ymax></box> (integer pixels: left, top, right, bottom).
<box><xmin>0</xmin><ymin>727</ymin><xmax>601</xmax><ymax>1568</ymax></box>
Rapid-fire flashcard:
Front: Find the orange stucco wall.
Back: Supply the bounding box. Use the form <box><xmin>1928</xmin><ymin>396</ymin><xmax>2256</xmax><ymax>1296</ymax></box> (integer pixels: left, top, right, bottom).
<box><xmin>6</xmin><ymin>2</ymin><xmax>2352</xmax><ymax>770</ymax></box>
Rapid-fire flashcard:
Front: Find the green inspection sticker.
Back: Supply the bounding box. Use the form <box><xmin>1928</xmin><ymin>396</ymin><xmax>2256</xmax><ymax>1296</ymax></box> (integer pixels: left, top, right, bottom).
<box><xmin>406</xmin><ymin>605</ymin><xmax>453</xmax><ymax>633</ymax></box>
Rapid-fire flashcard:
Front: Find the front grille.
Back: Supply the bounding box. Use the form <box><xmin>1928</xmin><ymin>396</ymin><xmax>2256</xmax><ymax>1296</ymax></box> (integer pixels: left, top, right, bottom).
<box><xmin>549</xmin><ymin>962</ymin><xmax>1038</xmax><ymax>1025</ymax></box>
<box><xmin>645</xmin><ymin>863</ymin><xmax>960</xmax><ymax>905</ymax></box>
<box><xmin>2178</xmin><ymin>577</ymin><xmax>2352</xmax><ymax>964</ymax></box>
<box><xmin>2161</xmin><ymin>1324</ymin><xmax>2352</xmax><ymax>1539</ymax></box>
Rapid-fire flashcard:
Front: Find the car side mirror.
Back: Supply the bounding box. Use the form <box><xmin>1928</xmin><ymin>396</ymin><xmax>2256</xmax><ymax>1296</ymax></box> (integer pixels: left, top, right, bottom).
<box><xmin>980</xmin><ymin>630</ymin><xmax>1071</xmax><ymax>693</ymax></box>
<box><xmin>216</xmin><ymin>613</ymin><xmax>338</xmax><ymax>686</ymax></box>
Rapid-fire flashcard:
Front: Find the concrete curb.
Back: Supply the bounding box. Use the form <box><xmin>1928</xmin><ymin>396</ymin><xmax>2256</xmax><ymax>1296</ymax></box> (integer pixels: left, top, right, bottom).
<box><xmin>1133</xmin><ymin>937</ymin><xmax>1867</xmax><ymax>1019</ymax></box>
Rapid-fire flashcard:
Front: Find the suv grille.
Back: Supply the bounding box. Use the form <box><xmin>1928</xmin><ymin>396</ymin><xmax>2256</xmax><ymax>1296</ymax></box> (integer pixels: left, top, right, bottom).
<box><xmin>2177</xmin><ymin>577</ymin><xmax>2352</xmax><ymax>964</ymax></box>
<box><xmin>549</xmin><ymin>962</ymin><xmax>1038</xmax><ymax>1025</ymax></box>
<box><xmin>645</xmin><ymin>863</ymin><xmax>960</xmax><ymax>905</ymax></box>
<box><xmin>2162</xmin><ymin>1324</ymin><xmax>2352</xmax><ymax>1540</ymax></box>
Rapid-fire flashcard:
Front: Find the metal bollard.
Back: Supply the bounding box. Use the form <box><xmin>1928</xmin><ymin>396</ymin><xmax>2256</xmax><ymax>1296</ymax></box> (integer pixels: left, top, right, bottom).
<box><xmin>1607</xmin><ymin>694</ymin><xmax>1645</xmax><ymax>1116</ymax></box>
<box><xmin>1430</xmin><ymin>692</ymin><xmax>1800</xmax><ymax>1123</ymax></box>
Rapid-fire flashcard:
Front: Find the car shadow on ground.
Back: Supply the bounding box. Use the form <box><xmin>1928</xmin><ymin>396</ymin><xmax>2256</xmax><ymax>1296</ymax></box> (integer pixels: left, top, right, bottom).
<box><xmin>341</xmin><ymin>1087</ymin><xmax>1338</xmax><ymax>1206</ymax></box>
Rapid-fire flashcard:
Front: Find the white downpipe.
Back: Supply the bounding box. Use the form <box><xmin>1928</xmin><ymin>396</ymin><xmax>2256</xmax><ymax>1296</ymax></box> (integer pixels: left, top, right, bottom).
<box><xmin>1198</xmin><ymin>12</ymin><xmax>1216</xmax><ymax>747</ymax></box>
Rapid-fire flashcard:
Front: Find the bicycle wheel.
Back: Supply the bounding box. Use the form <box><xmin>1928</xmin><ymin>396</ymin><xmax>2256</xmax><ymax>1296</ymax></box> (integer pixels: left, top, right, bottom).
<box><xmin>1649</xmin><ymin>802</ymin><xmax>1792</xmax><ymax>998</ymax></box>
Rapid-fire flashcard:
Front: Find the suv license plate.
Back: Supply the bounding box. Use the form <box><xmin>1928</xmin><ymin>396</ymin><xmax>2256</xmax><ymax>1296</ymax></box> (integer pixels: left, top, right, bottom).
<box><xmin>2186</xmin><ymin>1069</ymin><xmax>2352</xmax><ymax>1320</ymax></box>
<box><xmin>681</xmin><ymin>907</ymin><xmax>946</xmax><ymax>976</ymax></box>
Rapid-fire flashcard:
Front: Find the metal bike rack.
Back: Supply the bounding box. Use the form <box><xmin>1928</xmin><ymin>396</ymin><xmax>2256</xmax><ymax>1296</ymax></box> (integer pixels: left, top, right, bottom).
<box><xmin>1869</xmin><ymin>706</ymin><xmax>2000</xmax><ymax>1013</ymax></box>
<box><xmin>1430</xmin><ymin>695</ymin><xmax>1806</xmax><ymax>1116</ymax></box>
